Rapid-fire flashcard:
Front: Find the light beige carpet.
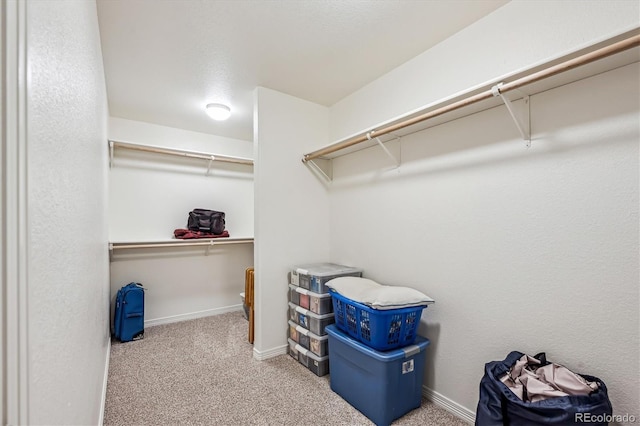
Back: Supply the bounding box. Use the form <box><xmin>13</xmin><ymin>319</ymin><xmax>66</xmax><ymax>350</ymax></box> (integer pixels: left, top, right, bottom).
<box><xmin>104</xmin><ymin>311</ymin><xmax>468</xmax><ymax>425</ymax></box>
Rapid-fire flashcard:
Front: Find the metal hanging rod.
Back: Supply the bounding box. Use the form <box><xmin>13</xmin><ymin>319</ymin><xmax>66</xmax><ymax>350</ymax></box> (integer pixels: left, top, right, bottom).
<box><xmin>109</xmin><ymin>238</ymin><xmax>254</xmax><ymax>251</ymax></box>
<box><xmin>110</xmin><ymin>140</ymin><xmax>254</xmax><ymax>166</ymax></box>
<box><xmin>302</xmin><ymin>32</ymin><xmax>640</xmax><ymax>163</ymax></box>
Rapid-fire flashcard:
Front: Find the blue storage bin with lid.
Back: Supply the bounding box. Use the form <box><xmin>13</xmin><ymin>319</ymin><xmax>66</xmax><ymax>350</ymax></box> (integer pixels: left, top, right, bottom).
<box><xmin>326</xmin><ymin>324</ymin><xmax>430</xmax><ymax>426</ymax></box>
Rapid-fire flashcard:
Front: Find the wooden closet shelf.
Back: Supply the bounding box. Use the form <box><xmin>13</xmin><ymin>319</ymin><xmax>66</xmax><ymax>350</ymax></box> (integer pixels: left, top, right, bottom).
<box><xmin>302</xmin><ymin>29</ymin><xmax>640</xmax><ymax>163</ymax></box>
<box><xmin>109</xmin><ymin>140</ymin><xmax>254</xmax><ymax>167</ymax></box>
<box><xmin>110</xmin><ymin>237</ymin><xmax>254</xmax><ymax>250</ymax></box>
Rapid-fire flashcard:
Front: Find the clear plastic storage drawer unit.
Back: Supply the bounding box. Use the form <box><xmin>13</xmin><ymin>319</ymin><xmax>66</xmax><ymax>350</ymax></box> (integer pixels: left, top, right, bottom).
<box><xmin>290</xmin><ymin>263</ymin><xmax>363</xmax><ymax>294</ymax></box>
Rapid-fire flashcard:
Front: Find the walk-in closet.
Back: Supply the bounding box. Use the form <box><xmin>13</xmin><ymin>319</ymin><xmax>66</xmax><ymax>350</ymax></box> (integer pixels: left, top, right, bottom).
<box><xmin>2</xmin><ymin>1</ymin><xmax>638</xmax><ymax>425</ymax></box>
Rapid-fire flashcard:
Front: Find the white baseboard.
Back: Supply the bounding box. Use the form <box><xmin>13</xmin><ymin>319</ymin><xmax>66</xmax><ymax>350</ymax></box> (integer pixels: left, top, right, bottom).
<box><xmin>145</xmin><ymin>304</ymin><xmax>243</xmax><ymax>327</ymax></box>
<box><xmin>253</xmin><ymin>344</ymin><xmax>288</xmax><ymax>361</ymax></box>
<box><xmin>423</xmin><ymin>386</ymin><xmax>475</xmax><ymax>424</ymax></box>
<box><xmin>98</xmin><ymin>337</ymin><xmax>111</xmax><ymax>426</ymax></box>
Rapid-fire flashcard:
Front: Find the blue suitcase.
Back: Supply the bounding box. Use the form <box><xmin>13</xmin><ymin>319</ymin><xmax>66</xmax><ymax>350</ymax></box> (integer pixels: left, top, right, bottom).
<box><xmin>113</xmin><ymin>282</ymin><xmax>145</xmax><ymax>342</ymax></box>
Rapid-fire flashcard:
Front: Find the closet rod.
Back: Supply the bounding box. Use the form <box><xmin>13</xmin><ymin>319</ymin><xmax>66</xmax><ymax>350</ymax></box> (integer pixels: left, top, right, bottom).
<box><xmin>302</xmin><ymin>32</ymin><xmax>640</xmax><ymax>163</ymax></box>
<box><xmin>110</xmin><ymin>238</ymin><xmax>254</xmax><ymax>250</ymax></box>
<box><xmin>110</xmin><ymin>140</ymin><xmax>254</xmax><ymax>166</ymax></box>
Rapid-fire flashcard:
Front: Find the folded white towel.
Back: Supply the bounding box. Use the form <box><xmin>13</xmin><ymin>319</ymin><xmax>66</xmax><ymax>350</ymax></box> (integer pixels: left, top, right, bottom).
<box><xmin>326</xmin><ymin>276</ymin><xmax>434</xmax><ymax>310</ymax></box>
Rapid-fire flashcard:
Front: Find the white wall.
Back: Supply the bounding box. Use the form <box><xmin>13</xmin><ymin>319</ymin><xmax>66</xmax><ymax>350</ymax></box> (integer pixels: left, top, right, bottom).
<box><xmin>25</xmin><ymin>1</ymin><xmax>110</xmax><ymax>424</ymax></box>
<box><xmin>108</xmin><ymin>117</ymin><xmax>254</xmax><ymax>240</ymax></box>
<box><xmin>327</xmin><ymin>1</ymin><xmax>639</xmax><ymax>423</ymax></box>
<box><xmin>253</xmin><ymin>87</ymin><xmax>331</xmax><ymax>357</ymax></box>
<box><xmin>108</xmin><ymin>118</ymin><xmax>254</xmax><ymax>324</ymax></box>
<box><xmin>330</xmin><ymin>0</ymin><xmax>640</xmax><ymax>142</ymax></box>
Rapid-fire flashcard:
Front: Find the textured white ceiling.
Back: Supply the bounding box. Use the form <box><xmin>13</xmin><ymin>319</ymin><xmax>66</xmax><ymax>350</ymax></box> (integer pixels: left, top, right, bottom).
<box><xmin>97</xmin><ymin>0</ymin><xmax>508</xmax><ymax>141</ymax></box>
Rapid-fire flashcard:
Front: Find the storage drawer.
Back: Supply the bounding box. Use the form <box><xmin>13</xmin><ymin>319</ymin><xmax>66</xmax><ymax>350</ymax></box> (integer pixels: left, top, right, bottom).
<box><xmin>288</xmin><ymin>320</ymin><xmax>328</xmax><ymax>357</ymax></box>
<box><xmin>291</xmin><ymin>263</ymin><xmax>363</xmax><ymax>294</ymax></box>
<box><xmin>288</xmin><ymin>338</ymin><xmax>329</xmax><ymax>377</ymax></box>
<box><xmin>288</xmin><ymin>302</ymin><xmax>334</xmax><ymax>336</ymax></box>
<box><xmin>289</xmin><ymin>284</ymin><xmax>332</xmax><ymax>314</ymax></box>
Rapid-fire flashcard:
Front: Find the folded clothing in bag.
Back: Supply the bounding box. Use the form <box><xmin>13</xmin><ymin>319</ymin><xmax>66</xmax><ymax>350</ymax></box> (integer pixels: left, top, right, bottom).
<box><xmin>501</xmin><ymin>353</ymin><xmax>599</xmax><ymax>402</ymax></box>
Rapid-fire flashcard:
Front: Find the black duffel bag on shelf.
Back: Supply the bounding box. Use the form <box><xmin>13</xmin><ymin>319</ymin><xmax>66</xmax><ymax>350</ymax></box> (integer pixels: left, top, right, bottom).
<box><xmin>187</xmin><ymin>208</ymin><xmax>226</xmax><ymax>235</ymax></box>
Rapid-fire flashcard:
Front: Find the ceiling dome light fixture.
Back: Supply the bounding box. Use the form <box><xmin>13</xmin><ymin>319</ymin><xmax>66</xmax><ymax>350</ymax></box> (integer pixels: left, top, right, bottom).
<box><xmin>205</xmin><ymin>103</ymin><xmax>231</xmax><ymax>121</ymax></box>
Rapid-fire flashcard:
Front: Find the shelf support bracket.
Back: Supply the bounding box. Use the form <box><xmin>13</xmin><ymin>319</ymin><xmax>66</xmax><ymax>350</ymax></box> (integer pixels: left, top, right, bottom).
<box><xmin>205</xmin><ymin>240</ymin><xmax>215</xmax><ymax>256</ymax></box>
<box><xmin>492</xmin><ymin>83</ymin><xmax>531</xmax><ymax>148</ymax></box>
<box><xmin>205</xmin><ymin>155</ymin><xmax>216</xmax><ymax>176</ymax></box>
<box><xmin>306</xmin><ymin>158</ymin><xmax>332</xmax><ymax>182</ymax></box>
<box><xmin>367</xmin><ymin>133</ymin><xmax>400</xmax><ymax>167</ymax></box>
<box><xmin>109</xmin><ymin>140</ymin><xmax>114</xmax><ymax>168</ymax></box>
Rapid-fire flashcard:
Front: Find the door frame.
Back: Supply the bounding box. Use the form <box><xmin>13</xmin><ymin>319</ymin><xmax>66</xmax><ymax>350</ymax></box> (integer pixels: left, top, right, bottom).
<box><xmin>2</xmin><ymin>1</ymin><xmax>30</xmax><ymax>424</ymax></box>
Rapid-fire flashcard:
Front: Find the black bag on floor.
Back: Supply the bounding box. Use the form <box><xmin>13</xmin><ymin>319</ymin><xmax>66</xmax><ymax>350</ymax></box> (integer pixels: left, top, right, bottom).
<box><xmin>475</xmin><ymin>351</ymin><xmax>612</xmax><ymax>426</ymax></box>
<box><xmin>187</xmin><ymin>208</ymin><xmax>225</xmax><ymax>235</ymax></box>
